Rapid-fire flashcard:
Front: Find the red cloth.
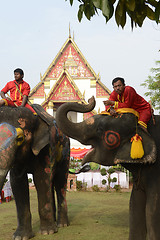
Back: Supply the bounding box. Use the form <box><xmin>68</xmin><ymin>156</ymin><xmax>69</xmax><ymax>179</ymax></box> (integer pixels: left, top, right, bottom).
<box><xmin>3</xmin><ymin>99</ymin><xmax>35</xmax><ymax>113</ymax></box>
<box><xmin>105</xmin><ymin>86</ymin><xmax>151</xmax><ymax>127</ymax></box>
<box><xmin>1</xmin><ymin>80</ymin><xmax>36</xmax><ymax>113</ymax></box>
<box><xmin>1</xmin><ymin>80</ymin><xmax>30</xmax><ymax>101</ymax></box>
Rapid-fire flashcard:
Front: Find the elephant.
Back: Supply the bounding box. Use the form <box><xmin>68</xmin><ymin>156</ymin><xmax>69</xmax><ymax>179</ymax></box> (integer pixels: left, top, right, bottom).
<box><xmin>56</xmin><ymin>96</ymin><xmax>160</xmax><ymax>240</ymax></box>
<box><xmin>0</xmin><ymin>104</ymin><xmax>70</xmax><ymax>240</ymax></box>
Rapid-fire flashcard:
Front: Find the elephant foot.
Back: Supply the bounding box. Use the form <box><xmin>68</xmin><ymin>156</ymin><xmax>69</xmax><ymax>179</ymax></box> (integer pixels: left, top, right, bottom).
<box><xmin>57</xmin><ymin>212</ymin><xmax>69</xmax><ymax>227</ymax></box>
<box><xmin>13</xmin><ymin>228</ymin><xmax>34</xmax><ymax>240</ymax></box>
<box><xmin>40</xmin><ymin>224</ymin><xmax>58</xmax><ymax>235</ymax></box>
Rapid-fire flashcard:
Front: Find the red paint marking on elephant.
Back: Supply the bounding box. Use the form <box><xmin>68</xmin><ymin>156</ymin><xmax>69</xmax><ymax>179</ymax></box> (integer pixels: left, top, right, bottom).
<box><xmin>0</xmin><ymin>155</ymin><xmax>8</xmax><ymax>169</ymax></box>
<box><xmin>50</xmin><ymin>126</ymin><xmax>56</xmax><ymax>143</ymax></box>
<box><xmin>0</xmin><ymin>127</ymin><xmax>13</xmax><ymax>143</ymax></box>
<box><xmin>45</xmin><ymin>179</ymin><xmax>49</xmax><ymax>185</ymax></box>
<box><xmin>23</xmin><ymin>130</ymin><xmax>32</xmax><ymax>141</ymax></box>
<box><xmin>45</xmin><ymin>155</ymin><xmax>50</xmax><ymax>164</ymax></box>
<box><xmin>44</xmin><ymin>203</ymin><xmax>51</xmax><ymax>211</ymax></box>
<box><xmin>46</xmin><ymin>212</ymin><xmax>52</xmax><ymax>220</ymax></box>
<box><xmin>61</xmin><ymin>188</ymin><xmax>67</xmax><ymax>209</ymax></box>
<box><xmin>47</xmin><ymin>190</ymin><xmax>51</xmax><ymax>199</ymax></box>
<box><xmin>45</xmin><ymin>168</ymin><xmax>51</xmax><ymax>174</ymax></box>
<box><xmin>18</xmin><ymin>118</ymin><xmax>26</xmax><ymax>128</ymax></box>
<box><xmin>103</xmin><ymin>130</ymin><xmax>120</xmax><ymax>150</ymax></box>
<box><xmin>86</xmin><ymin>117</ymin><xmax>94</xmax><ymax>125</ymax></box>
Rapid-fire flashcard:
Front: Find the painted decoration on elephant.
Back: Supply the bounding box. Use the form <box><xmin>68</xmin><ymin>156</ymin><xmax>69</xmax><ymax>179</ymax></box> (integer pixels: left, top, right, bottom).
<box><xmin>83</xmin><ymin>112</ymin><xmax>94</xmax><ymax>120</ymax></box>
<box><xmin>0</xmin><ymin>123</ymin><xmax>16</xmax><ymax>151</ymax></box>
<box><xmin>96</xmin><ymin>82</ymin><xmax>110</xmax><ymax>98</ymax></box>
<box><xmin>48</xmin><ymin>43</ymin><xmax>93</xmax><ymax>78</ymax></box>
<box><xmin>50</xmin><ymin>76</ymin><xmax>81</xmax><ymax>101</ymax></box>
<box><xmin>31</xmin><ymin>84</ymin><xmax>44</xmax><ymax>98</ymax></box>
<box><xmin>103</xmin><ymin>130</ymin><xmax>120</xmax><ymax>150</ymax></box>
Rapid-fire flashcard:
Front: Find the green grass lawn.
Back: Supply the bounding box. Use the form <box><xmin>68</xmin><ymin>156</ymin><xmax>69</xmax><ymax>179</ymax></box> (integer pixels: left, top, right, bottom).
<box><xmin>0</xmin><ymin>189</ymin><xmax>131</xmax><ymax>240</ymax></box>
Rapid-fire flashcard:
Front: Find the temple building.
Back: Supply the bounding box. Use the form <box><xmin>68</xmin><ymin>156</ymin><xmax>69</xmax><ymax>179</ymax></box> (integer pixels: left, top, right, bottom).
<box><xmin>29</xmin><ymin>33</ymin><xmax>111</xmax><ymax>156</ymax></box>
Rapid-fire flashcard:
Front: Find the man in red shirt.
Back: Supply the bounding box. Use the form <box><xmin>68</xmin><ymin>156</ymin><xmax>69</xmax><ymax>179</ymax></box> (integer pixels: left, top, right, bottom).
<box><xmin>0</xmin><ymin>68</ymin><xmax>36</xmax><ymax>113</ymax></box>
<box><xmin>103</xmin><ymin>77</ymin><xmax>152</xmax><ymax>131</ymax></box>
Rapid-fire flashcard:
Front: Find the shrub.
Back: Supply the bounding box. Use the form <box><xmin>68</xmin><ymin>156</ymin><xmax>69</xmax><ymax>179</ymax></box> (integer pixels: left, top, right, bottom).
<box><xmin>76</xmin><ymin>180</ymin><xmax>82</xmax><ymax>191</ymax></box>
<box><xmin>112</xmin><ymin>177</ymin><xmax>117</xmax><ymax>183</ymax></box>
<box><xmin>114</xmin><ymin>184</ymin><xmax>121</xmax><ymax>192</ymax></box>
<box><xmin>100</xmin><ymin>168</ymin><xmax>106</xmax><ymax>176</ymax></box>
<box><xmin>102</xmin><ymin>179</ymin><xmax>107</xmax><ymax>185</ymax></box>
<box><xmin>92</xmin><ymin>185</ymin><xmax>99</xmax><ymax>192</ymax></box>
<box><xmin>28</xmin><ymin>178</ymin><xmax>32</xmax><ymax>183</ymax></box>
<box><xmin>82</xmin><ymin>182</ymin><xmax>87</xmax><ymax>191</ymax></box>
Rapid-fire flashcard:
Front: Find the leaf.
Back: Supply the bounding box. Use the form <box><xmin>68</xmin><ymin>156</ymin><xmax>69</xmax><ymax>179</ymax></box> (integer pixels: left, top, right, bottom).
<box><xmin>84</xmin><ymin>4</ymin><xmax>92</xmax><ymax>20</ymax></box>
<box><xmin>120</xmin><ymin>9</ymin><xmax>126</xmax><ymax>28</ymax></box>
<box><xmin>78</xmin><ymin>8</ymin><xmax>83</xmax><ymax>22</ymax></box>
<box><xmin>70</xmin><ymin>0</ymin><xmax>74</xmax><ymax>6</ymax></box>
<box><xmin>146</xmin><ymin>5</ymin><xmax>155</xmax><ymax>20</ymax></box>
<box><xmin>125</xmin><ymin>0</ymin><xmax>136</xmax><ymax>12</ymax></box>
<box><xmin>155</xmin><ymin>1</ymin><xmax>160</xmax><ymax>23</ymax></box>
<box><xmin>115</xmin><ymin>0</ymin><xmax>124</xmax><ymax>17</ymax></box>
<box><xmin>92</xmin><ymin>0</ymin><xmax>111</xmax><ymax>19</ymax></box>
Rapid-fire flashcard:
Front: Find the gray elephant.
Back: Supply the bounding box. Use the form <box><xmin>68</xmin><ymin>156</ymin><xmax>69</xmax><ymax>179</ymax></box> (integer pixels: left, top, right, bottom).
<box><xmin>0</xmin><ymin>104</ymin><xmax>70</xmax><ymax>240</ymax></box>
<box><xmin>56</xmin><ymin>96</ymin><xmax>160</xmax><ymax>240</ymax></box>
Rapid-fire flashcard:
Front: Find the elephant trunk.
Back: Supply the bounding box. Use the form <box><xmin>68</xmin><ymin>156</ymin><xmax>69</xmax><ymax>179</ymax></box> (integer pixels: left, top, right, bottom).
<box><xmin>56</xmin><ymin>96</ymin><xmax>96</xmax><ymax>145</ymax></box>
<box><xmin>0</xmin><ymin>169</ymin><xmax>9</xmax><ymax>192</ymax></box>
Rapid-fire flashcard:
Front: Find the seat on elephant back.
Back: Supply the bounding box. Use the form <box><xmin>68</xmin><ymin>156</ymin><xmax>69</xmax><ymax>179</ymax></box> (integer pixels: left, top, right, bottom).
<box><xmin>100</xmin><ymin>107</ymin><xmax>139</xmax><ymax>119</ymax></box>
<box><xmin>32</xmin><ymin>104</ymin><xmax>55</xmax><ymax>126</ymax></box>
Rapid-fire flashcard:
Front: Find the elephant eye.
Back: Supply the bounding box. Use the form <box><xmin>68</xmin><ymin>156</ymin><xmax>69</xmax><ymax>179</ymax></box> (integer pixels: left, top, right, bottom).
<box><xmin>16</xmin><ymin>135</ymin><xmax>24</xmax><ymax>146</ymax></box>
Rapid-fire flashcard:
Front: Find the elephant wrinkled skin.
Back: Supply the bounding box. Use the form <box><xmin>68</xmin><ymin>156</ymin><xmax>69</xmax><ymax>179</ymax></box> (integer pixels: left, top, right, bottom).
<box><xmin>56</xmin><ymin>96</ymin><xmax>160</xmax><ymax>240</ymax></box>
<box><xmin>0</xmin><ymin>105</ymin><xmax>70</xmax><ymax>240</ymax></box>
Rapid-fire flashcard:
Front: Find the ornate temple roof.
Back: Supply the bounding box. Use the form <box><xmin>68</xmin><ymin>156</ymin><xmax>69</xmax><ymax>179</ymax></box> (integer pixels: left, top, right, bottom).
<box><xmin>29</xmin><ymin>34</ymin><xmax>110</xmax><ymax>119</ymax></box>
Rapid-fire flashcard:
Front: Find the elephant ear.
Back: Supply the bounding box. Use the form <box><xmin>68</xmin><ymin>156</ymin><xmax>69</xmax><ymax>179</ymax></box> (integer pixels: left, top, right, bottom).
<box><xmin>32</xmin><ymin>118</ymin><xmax>50</xmax><ymax>155</ymax></box>
<box><xmin>114</xmin><ymin>127</ymin><xmax>157</xmax><ymax>164</ymax></box>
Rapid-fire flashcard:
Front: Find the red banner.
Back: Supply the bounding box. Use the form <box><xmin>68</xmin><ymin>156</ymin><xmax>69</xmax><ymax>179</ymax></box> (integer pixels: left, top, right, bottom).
<box><xmin>71</xmin><ymin>148</ymin><xmax>90</xmax><ymax>159</ymax></box>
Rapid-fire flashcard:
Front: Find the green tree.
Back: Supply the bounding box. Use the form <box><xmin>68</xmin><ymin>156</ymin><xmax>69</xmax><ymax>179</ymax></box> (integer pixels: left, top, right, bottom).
<box><xmin>141</xmin><ymin>60</ymin><xmax>160</xmax><ymax>112</ymax></box>
<box><xmin>66</xmin><ymin>0</ymin><xmax>160</xmax><ymax>28</ymax></box>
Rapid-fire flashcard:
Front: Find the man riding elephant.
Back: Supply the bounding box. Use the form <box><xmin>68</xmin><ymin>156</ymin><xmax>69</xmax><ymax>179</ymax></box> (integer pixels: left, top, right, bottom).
<box><xmin>103</xmin><ymin>77</ymin><xmax>152</xmax><ymax>132</ymax></box>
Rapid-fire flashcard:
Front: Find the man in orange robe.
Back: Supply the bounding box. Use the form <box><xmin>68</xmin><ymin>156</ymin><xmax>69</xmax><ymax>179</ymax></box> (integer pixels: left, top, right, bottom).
<box><xmin>103</xmin><ymin>77</ymin><xmax>152</xmax><ymax>131</ymax></box>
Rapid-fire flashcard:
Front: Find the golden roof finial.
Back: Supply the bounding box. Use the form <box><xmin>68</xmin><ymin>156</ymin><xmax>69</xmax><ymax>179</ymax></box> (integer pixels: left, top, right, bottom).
<box><xmin>82</xmin><ymin>90</ymin><xmax>85</xmax><ymax>98</ymax></box>
<box><xmin>69</xmin><ymin>23</ymin><xmax>71</xmax><ymax>38</ymax></box>
<box><xmin>97</xmin><ymin>72</ymin><xmax>100</xmax><ymax>81</ymax></box>
<box><xmin>98</xmin><ymin>107</ymin><xmax>100</xmax><ymax>113</ymax></box>
<box><xmin>40</xmin><ymin>73</ymin><xmax>42</xmax><ymax>81</ymax></box>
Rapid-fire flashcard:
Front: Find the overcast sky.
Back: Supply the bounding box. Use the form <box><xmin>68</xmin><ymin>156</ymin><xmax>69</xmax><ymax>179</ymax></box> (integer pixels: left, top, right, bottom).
<box><xmin>0</xmin><ymin>0</ymin><xmax>160</xmax><ymax>101</ymax></box>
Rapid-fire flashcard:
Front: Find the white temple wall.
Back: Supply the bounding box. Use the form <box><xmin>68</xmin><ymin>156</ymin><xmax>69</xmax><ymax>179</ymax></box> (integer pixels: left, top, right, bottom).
<box><xmin>67</xmin><ymin>111</ymin><xmax>77</xmax><ymax>123</ymax></box>
<box><xmin>74</xmin><ymin>79</ymin><xmax>90</xmax><ymax>97</ymax></box>
<box><xmin>33</xmin><ymin>98</ymin><xmax>45</xmax><ymax>105</ymax></box>
<box><xmin>77</xmin><ymin>171</ymin><xmax>129</xmax><ymax>189</ymax></box>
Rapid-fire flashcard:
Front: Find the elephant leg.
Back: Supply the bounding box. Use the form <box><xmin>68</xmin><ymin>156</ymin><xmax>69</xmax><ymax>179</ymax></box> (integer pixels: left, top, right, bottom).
<box><xmin>33</xmin><ymin>155</ymin><xmax>58</xmax><ymax>235</ymax></box>
<box><xmin>10</xmin><ymin>168</ymin><xmax>34</xmax><ymax>240</ymax></box>
<box><xmin>145</xmin><ymin>188</ymin><xmax>160</xmax><ymax>240</ymax></box>
<box><xmin>54</xmin><ymin>146</ymin><xmax>70</xmax><ymax>227</ymax></box>
<box><xmin>129</xmin><ymin>185</ymin><xmax>147</xmax><ymax>240</ymax></box>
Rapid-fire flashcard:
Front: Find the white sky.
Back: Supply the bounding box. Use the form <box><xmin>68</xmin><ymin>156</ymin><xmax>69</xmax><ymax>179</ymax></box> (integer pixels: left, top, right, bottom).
<box><xmin>0</xmin><ymin>0</ymin><xmax>160</xmax><ymax>101</ymax></box>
